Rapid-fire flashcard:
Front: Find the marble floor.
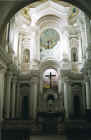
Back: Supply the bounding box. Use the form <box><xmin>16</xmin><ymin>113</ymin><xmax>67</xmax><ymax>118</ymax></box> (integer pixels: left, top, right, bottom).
<box><xmin>30</xmin><ymin>135</ymin><xmax>67</xmax><ymax>140</ymax></box>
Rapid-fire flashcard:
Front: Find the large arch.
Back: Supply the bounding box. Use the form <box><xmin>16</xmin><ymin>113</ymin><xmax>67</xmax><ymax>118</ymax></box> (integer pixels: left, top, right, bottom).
<box><xmin>39</xmin><ymin>59</ymin><xmax>61</xmax><ymax>96</ymax></box>
<box><xmin>0</xmin><ymin>0</ymin><xmax>90</xmax><ymax>128</ymax></box>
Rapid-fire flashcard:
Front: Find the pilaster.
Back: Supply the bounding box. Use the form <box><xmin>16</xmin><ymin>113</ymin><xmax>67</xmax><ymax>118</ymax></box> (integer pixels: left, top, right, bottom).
<box><xmin>16</xmin><ymin>82</ymin><xmax>20</xmax><ymax>118</ymax></box>
<box><xmin>31</xmin><ymin>25</ymin><xmax>40</xmax><ymax>62</ymax></box>
<box><xmin>81</xmin><ymin>81</ymin><xmax>86</xmax><ymax>113</ymax></box>
<box><xmin>68</xmin><ymin>80</ymin><xmax>73</xmax><ymax>116</ymax></box>
<box><xmin>63</xmin><ymin>76</ymin><xmax>70</xmax><ymax>119</ymax></box>
<box><xmin>63</xmin><ymin>74</ymin><xmax>73</xmax><ymax>119</ymax></box>
<box><xmin>11</xmin><ymin>76</ymin><xmax>17</xmax><ymax>118</ymax></box>
<box><xmin>0</xmin><ymin>69</ymin><xmax>6</xmax><ymax>120</ymax></box>
<box><xmin>84</xmin><ymin>76</ymin><xmax>91</xmax><ymax>109</ymax></box>
<box><xmin>4</xmin><ymin>71</ymin><xmax>12</xmax><ymax>119</ymax></box>
<box><xmin>29</xmin><ymin>76</ymin><xmax>39</xmax><ymax>120</ymax></box>
<box><xmin>84</xmin><ymin>14</ymin><xmax>91</xmax><ymax>60</ymax></box>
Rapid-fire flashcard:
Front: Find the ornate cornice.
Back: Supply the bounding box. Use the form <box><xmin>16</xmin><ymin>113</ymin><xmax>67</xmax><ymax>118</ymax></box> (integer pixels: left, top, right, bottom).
<box><xmin>30</xmin><ymin>69</ymin><xmax>40</xmax><ymax>78</ymax></box>
<box><xmin>61</xmin><ymin>69</ymin><xmax>83</xmax><ymax>80</ymax></box>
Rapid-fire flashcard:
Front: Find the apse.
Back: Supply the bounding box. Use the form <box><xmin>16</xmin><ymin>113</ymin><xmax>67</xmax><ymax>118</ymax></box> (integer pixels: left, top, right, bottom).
<box><xmin>5</xmin><ymin>0</ymin><xmax>84</xmax><ymax>73</ymax></box>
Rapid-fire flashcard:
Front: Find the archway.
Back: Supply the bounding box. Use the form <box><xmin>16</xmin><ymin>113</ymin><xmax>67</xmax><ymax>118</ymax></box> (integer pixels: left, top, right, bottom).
<box><xmin>0</xmin><ymin>0</ymin><xmax>90</xmax><ymax>66</ymax></box>
<box><xmin>20</xmin><ymin>83</ymin><xmax>30</xmax><ymax>119</ymax></box>
<box><xmin>43</xmin><ymin>68</ymin><xmax>58</xmax><ymax>89</ymax></box>
<box><xmin>1</xmin><ymin>0</ymin><xmax>88</xmax><ymax>121</ymax></box>
<box><xmin>73</xmin><ymin>95</ymin><xmax>81</xmax><ymax>118</ymax></box>
<box><xmin>1</xmin><ymin>0</ymin><xmax>91</xmax><ymax>139</ymax></box>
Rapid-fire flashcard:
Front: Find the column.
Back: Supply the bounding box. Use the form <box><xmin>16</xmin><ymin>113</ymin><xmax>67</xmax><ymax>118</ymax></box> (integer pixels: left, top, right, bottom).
<box><xmin>38</xmin><ymin>75</ymin><xmax>43</xmax><ymax>112</ymax></box>
<box><xmin>58</xmin><ymin>73</ymin><xmax>63</xmax><ymax>111</ymax></box>
<box><xmin>31</xmin><ymin>26</ymin><xmax>40</xmax><ymax>61</ymax></box>
<box><xmin>18</xmin><ymin>34</ymin><xmax>22</xmax><ymax>67</ymax></box>
<box><xmin>11</xmin><ymin>76</ymin><xmax>17</xmax><ymax>118</ymax></box>
<box><xmin>16</xmin><ymin>82</ymin><xmax>20</xmax><ymax>118</ymax></box>
<box><xmin>58</xmin><ymin>74</ymin><xmax>62</xmax><ymax>94</ymax></box>
<box><xmin>4</xmin><ymin>72</ymin><xmax>12</xmax><ymax>119</ymax></box>
<box><xmin>64</xmin><ymin>77</ymin><xmax>70</xmax><ymax>119</ymax></box>
<box><xmin>29</xmin><ymin>84</ymin><xmax>32</xmax><ymax>118</ymax></box>
<box><xmin>0</xmin><ymin>69</ymin><xmax>6</xmax><ymax>120</ymax></box>
<box><xmin>80</xmin><ymin>13</ymin><xmax>87</xmax><ymax>60</ymax></box>
<box><xmin>82</xmin><ymin>82</ymin><xmax>86</xmax><ymax>113</ymax></box>
<box><xmin>40</xmin><ymin>75</ymin><xmax>43</xmax><ymax>94</ymax></box>
<box><xmin>29</xmin><ymin>77</ymin><xmax>38</xmax><ymax>120</ymax></box>
<box><xmin>85</xmin><ymin>76</ymin><xmax>91</xmax><ymax>109</ymax></box>
<box><xmin>88</xmin><ymin>70</ymin><xmax>91</xmax><ymax>91</ymax></box>
<box><xmin>33</xmin><ymin>79</ymin><xmax>38</xmax><ymax>119</ymax></box>
<box><xmin>68</xmin><ymin>82</ymin><xmax>73</xmax><ymax>116</ymax></box>
<box><xmin>6</xmin><ymin>23</ymin><xmax>10</xmax><ymax>52</ymax></box>
<box><xmin>85</xmin><ymin>14</ymin><xmax>91</xmax><ymax>60</ymax></box>
<box><xmin>31</xmin><ymin>28</ymin><xmax>37</xmax><ymax>61</ymax></box>
<box><xmin>9</xmin><ymin>16</ymin><xmax>15</xmax><ymax>48</ymax></box>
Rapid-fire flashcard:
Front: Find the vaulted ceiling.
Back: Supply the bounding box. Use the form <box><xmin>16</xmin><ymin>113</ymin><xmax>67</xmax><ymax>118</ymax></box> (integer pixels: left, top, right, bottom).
<box><xmin>0</xmin><ymin>0</ymin><xmax>91</xmax><ymax>33</ymax></box>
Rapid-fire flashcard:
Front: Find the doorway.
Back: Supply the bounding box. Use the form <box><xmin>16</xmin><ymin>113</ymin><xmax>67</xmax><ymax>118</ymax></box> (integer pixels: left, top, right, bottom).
<box><xmin>22</xmin><ymin>96</ymin><xmax>29</xmax><ymax>119</ymax></box>
<box><xmin>73</xmin><ymin>95</ymin><xmax>81</xmax><ymax>118</ymax></box>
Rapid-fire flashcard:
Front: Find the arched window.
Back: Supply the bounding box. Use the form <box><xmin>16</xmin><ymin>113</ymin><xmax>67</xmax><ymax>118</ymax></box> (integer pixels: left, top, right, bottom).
<box><xmin>43</xmin><ymin>69</ymin><xmax>58</xmax><ymax>89</ymax></box>
<box><xmin>71</xmin><ymin>47</ymin><xmax>78</xmax><ymax>62</ymax></box>
<box><xmin>23</xmin><ymin>49</ymin><xmax>30</xmax><ymax>63</ymax></box>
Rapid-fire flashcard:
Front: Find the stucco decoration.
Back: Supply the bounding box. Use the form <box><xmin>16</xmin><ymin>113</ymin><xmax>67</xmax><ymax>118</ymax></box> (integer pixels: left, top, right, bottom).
<box><xmin>20</xmin><ymin>7</ymin><xmax>31</xmax><ymax>22</ymax></box>
<box><xmin>68</xmin><ymin>7</ymin><xmax>79</xmax><ymax>25</ymax></box>
<box><xmin>23</xmin><ymin>49</ymin><xmax>30</xmax><ymax>63</ymax></box>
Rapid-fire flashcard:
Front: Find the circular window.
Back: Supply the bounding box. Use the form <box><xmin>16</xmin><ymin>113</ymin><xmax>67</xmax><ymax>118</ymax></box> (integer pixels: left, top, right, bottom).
<box><xmin>40</xmin><ymin>28</ymin><xmax>60</xmax><ymax>50</ymax></box>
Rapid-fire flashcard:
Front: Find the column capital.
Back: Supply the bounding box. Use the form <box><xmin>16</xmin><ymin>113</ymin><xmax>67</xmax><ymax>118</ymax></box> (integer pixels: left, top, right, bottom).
<box><xmin>6</xmin><ymin>71</ymin><xmax>12</xmax><ymax>78</ymax></box>
<box><xmin>12</xmin><ymin>75</ymin><xmax>17</xmax><ymax>82</ymax></box>
<box><xmin>87</xmin><ymin>69</ymin><xmax>91</xmax><ymax>77</ymax></box>
<box><xmin>63</xmin><ymin>76</ymin><xmax>70</xmax><ymax>83</ymax></box>
<box><xmin>30</xmin><ymin>76</ymin><xmax>39</xmax><ymax>84</ymax></box>
<box><xmin>84</xmin><ymin>75</ymin><xmax>89</xmax><ymax>82</ymax></box>
<box><xmin>16</xmin><ymin>83</ymin><xmax>20</xmax><ymax>89</ymax></box>
<box><xmin>0</xmin><ymin>68</ymin><xmax>6</xmax><ymax>75</ymax></box>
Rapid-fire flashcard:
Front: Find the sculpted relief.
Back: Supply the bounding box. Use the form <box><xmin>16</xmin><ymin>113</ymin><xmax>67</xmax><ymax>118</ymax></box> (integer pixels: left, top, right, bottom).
<box><xmin>23</xmin><ymin>49</ymin><xmax>30</xmax><ymax>63</ymax></box>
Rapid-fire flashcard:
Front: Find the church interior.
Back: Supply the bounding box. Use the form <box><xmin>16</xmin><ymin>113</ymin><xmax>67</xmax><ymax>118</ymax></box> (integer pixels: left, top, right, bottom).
<box><xmin>1</xmin><ymin>0</ymin><xmax>91</xmax><ymax>140</ymax></box>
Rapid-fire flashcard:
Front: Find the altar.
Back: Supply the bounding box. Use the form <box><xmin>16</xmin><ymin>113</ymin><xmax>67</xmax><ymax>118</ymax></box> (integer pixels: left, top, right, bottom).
<box><xmin>37</xmin><ymin>112</ymin><xmax>65</xmax><ymax>133</ymax></box>
<box><xmin>37</xmin><ymin>112</ymin><xmax>64</xmax><ymax>119</ymax></box>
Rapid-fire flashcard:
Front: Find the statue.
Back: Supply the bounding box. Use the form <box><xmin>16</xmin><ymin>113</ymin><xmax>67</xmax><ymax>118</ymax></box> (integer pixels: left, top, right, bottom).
<box><xmin>72</xmin><ymin>47</ymin><xmax>78</xmax><ymax>62</ymax></box>
<box><xmin>23</xmin><ymin>49</ymin><xmax>30</xmax><ymax>63</ymax></box>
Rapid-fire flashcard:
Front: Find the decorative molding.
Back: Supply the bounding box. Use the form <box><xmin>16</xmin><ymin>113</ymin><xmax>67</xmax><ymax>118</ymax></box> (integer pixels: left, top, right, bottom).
<box><xmin>30</xmin><ymin>1</ymin><xmax>68</xmax><ymax>25</ymax></box>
